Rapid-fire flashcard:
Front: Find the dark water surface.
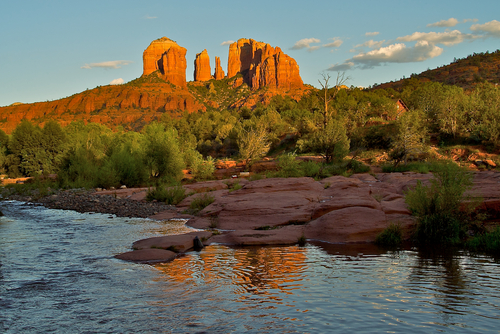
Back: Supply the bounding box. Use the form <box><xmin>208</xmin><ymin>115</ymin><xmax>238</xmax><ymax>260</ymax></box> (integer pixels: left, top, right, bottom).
<box><xmin>1</xmin><ymin>201</ymin><xmax>499</xmax><ymax>333</ymax></box>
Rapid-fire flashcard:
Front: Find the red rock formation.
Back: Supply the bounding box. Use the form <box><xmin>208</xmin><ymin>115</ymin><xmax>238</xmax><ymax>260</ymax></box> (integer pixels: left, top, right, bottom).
<box><xmin>214</xmin><ymin>56</ymin><xmax>225</xmax><ymax>80</ymax></box>
<box><xmin>227</xmin><ymin>38</ymin><xmax>303</xmax><ymax>90</ymax></box>
<box><xmin>194</xmin><ymin>49</ymin><xmax>212</xmax><ymax>82</ymax></box>
<box><xmin>142</xmin><ymin>37</ymin><xmax>187</xmax><ymax>87</ymax></box>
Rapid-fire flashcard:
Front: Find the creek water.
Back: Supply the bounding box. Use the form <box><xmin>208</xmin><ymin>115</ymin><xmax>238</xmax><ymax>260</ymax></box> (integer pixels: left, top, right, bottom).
<box><xmin>1</xmin><ymin>201</ymin><xmax>499</xmax><ymax>333</ymax></box>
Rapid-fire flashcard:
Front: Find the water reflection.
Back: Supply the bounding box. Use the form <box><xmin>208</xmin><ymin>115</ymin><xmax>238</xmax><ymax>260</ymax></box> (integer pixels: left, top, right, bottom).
<box><xmin>155</xmin><ymin>245</ymin><xmax>308</xmax><ymax>297</ymax></box>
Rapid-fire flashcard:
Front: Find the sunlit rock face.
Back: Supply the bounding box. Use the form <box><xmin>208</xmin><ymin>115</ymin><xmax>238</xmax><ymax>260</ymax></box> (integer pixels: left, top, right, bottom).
<box><xmin>142</xmin><ymin>37</ymin><xmax>187</xmax><ymax>87</ymax></box>
<box><xmin>227</xmin><ymin>38</ymin><xmax>303</xmax><ymax>90</ymax></box>
<box><xmin>214</xmin><ymin>56</ymin><xmax>225</xmax><ymax>80</ymax></box>
<box><xmin>194</xmin><ymin>49</ymin><xmax>212</xmax><ymax>82</ymax></box>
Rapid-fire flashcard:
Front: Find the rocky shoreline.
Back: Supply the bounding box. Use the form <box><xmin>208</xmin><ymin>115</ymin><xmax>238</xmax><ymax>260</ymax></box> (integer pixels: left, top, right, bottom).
<box><xmin>4</xmin><ymin>171</ymin><xmax>500</xmax><ymax>264</ymax></box>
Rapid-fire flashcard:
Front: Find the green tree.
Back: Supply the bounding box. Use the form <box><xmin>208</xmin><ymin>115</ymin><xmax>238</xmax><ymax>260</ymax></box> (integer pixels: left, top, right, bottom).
<box><xmin>298</xmin><ymin>119</ymin><xmax>350</xmax><ymax>163</ymax></box>
<box><xmin>390</xmin><ymin>110</ymin><xmax>428</xmax><ymax>166</ymax></box>
<box><xmin>142</xmin><ymin>122</ymin><xmax>184</xmax><ymax>181</ymax></box>
<box><xmin>236</xmin><ymin>124</ymin><xmax>270</xmax><ymax>166</ymax></box>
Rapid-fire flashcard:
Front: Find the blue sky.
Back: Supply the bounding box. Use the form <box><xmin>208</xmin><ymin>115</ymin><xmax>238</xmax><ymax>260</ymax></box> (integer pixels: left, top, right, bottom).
<box><xmin>1</xmin><ymin>0</ymin><xmax>499</xmax><ymax>106</ymax></box>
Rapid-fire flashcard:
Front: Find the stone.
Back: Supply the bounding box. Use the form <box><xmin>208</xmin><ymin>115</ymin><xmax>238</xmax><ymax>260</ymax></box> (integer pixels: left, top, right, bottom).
<box><xmin>226</xmin><ymin>38</ymin><xmax>303</xmax><ymax>90</ymax></box>
<box><xmin>114</xmin><ymin>249</ymin><xmax>176</xmax><ymax>263</ymax></box>
<box><xmin>214</xmin><ymin>56</ymin><xmax>225</xmax><ymax>80</ymax></box>
<box><xmin>132</xmin><ymin>231</ymin><xmax>213</xmax><ymax>253</ymax></box>
<box><xmin>142</xmin><ymin>37</ymin><xmax>187</xmax><ymax>87</ymax></box>
<box><xmin>194</xmin><ymin>49</ymin><xmax>211</xmax><ymax>82</ymax></box>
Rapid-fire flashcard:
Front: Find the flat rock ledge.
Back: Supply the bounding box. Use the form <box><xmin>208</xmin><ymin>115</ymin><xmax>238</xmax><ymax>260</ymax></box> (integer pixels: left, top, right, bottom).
<box><xmin>110</xmin><ymin>171</ymin><xmax>500</xmax><ymax>264</ymax></box>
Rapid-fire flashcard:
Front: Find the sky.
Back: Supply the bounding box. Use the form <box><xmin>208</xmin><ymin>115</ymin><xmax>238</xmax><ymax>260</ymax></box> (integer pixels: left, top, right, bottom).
<box><xmin>1</xmin><ymin>0</ymin><xmax>500</xmax><ymax>107</ymax></box>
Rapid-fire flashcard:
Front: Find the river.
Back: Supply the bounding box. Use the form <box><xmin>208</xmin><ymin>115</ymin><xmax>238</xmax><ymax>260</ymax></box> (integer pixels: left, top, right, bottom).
<box><xmin>1</xmin><ymin>201</ymin><xmax>499</xmax><ymax>333</ymax></box>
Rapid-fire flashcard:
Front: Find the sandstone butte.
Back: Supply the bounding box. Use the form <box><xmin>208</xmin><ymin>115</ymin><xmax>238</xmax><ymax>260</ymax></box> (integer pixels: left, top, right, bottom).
<box><xmin>193</xmin><ymin>49</ymin><xmax>212</xmax><ymax>82</ymax></box>
<box><xmin>114</xmin><ymin>171</ymin><xmax>500</xmax><ymax>263</ymax></box>
<box><xmin>0</xmin><ymin>36</ymin><xmax>307</xmax><ymax>134</ymax></box>
<box><xmin>227</xmin><ymin>38</ymin><xmax>303</xmax><ymax>90</ymax></box>
<box><xmin>142</xmin><ymin>37</ymin><xmax>187</xmax><ymax>87</ymax></box>
<box><xmin>214</xmin><ymin>56</ymin><xmax>225</xmax><ymax>80</ymax></box>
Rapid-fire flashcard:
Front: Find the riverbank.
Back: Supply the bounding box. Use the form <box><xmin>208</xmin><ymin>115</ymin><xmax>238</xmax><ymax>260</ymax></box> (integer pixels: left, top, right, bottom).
<box><xmin>3</xmin><ymin>170</ymin><xmax>500</xmax><ymax>263</ymax></box>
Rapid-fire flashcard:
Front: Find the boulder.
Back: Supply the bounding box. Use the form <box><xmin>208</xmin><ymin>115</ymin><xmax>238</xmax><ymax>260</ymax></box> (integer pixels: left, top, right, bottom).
<box><xmin>132</xmin><ymin>231</ymin><xmax>213</xmax><ymax>253</ymax></box>
<box><xmin>114</xmin><ymin>249</ymin><xmax>176</xmax><ymax>263</ymax></box>
<box><xmin>194</xmin><ymin>49</ymin><xmax>211</xmax><ymax>82</ymax></box>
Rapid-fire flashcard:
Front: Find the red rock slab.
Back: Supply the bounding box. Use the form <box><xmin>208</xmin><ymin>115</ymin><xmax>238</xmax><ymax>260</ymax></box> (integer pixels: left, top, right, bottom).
<box><xmin>208</xmin><ymin>225</ymin><xmax>305</xmax><ymax>246</ymax></box>
<box><xmin>132</xmin><ymin>231</ymin><xmax>213</xmax><ymax>253</ymax></box>
<box><xmin>305</xmin><ymin>207</ymin><xmax>388</xmax><ymax>244</ymax></box>
<box><xmin>380</xmin><ymin>198</ymin><xmax>411</xmax><ymax>215</ymax></box>
<box><xmin>312</xmin><ymin>194</ymin><xmax>382</xmax><ymax>220</ymax></box>
<box><xmin>183</xmin><ymin>180</ymin><xmax>229</xmax><ymax>193</ymax></box>
<box><xmin>114</xmin><ymin>249</ymin><xmax>176</xmax><ymax>263</ymax></box>
<box><xmin>148</xmin><ymin>210</ymin><xmax>182</xmax><ymax>221</ymax></box>
<box><xmin>176</xmin><ymin>189</ymin><xmax>229</xmax><ymax>209</ymax></box>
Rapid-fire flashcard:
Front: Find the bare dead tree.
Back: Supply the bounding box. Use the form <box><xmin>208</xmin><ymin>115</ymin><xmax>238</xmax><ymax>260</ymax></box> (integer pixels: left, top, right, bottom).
<box><xmin>318</xmin><ymin>72</ymin><xmax>349</xmax><ymax>126</ymax></box>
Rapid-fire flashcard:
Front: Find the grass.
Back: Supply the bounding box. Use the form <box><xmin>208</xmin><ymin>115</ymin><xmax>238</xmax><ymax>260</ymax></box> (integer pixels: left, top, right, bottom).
<box><xmin>375</xmin><ymin>222</ymin><xmax>403</xmax><ymax>246</ymax></box>
<box><xmin>146</xmin><ymin>184</ymin><xmax>187</xmax><ymax>205</ymax></box>
<box><xmin>188</xmin><ymin>193</ymin><xmax>215</xmax><ymax>215</ymax></box>
<box><xmin>465</xmin><ymin>227</ymin><xmax>500</xmax><ymax>255</ymax></box>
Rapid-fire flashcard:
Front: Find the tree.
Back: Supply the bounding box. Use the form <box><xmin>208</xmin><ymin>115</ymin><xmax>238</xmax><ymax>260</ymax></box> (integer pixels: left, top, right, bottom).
<box><xmin>318</xmin><ymin>72</ymin><xmax>349</xmax><ymax>126</ymax></box>
<box><xmin>236</xmin><ymin>124</ymin><xmax>270</xmax><ymax>167</ymax></box>
<box><xmin>298</xmin><ymin>119</ymin><xmax>350</xmax><ymax>163</ymax></box>
<box><xmin>390</xmin><ymin>110</ymin><xmax>428</xmax><ymax>166</ymax></box>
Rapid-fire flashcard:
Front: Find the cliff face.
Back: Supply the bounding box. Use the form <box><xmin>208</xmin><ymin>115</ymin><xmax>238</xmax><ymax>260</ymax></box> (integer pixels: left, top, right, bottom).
<box><xmin>142</xmin><ymin>37</ymin><xmax>187</xmax><ymax>87</ymax></box>
<box><xmin>0</xmin><ymin>83</ymin><xmax>205</xmax><ymax>133</ymax></box>
<box><xmin>214</xmin><ymin>56</ymin><xmax>225</xmax><ymax>80</ymax></box>
<box><xmin>227</xmin><ymin>38</ymin><xmax>303</xmax><ymax>90</ymax></box>
<box><xmin>194</xmin><ymin>49</ymin><xmax>212</xmax><ymax>82</ymax></box>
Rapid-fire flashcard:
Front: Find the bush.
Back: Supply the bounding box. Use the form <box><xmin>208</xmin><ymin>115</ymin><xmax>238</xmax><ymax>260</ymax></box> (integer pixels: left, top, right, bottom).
<box><xmin>404</xmin><ymin>161</ymin><xmax>477</xmax><ymax>245</ymax></box>
<box><xmin>276</xmin><ymin>152</ymin><xmax>303</xmax><ymax>177</ymax></box>
<box><xmin>375</xmin><ymin>222</ymin><xmax>403</xmax><ymax>246</ymax></box>
<box><xmin>146</xmin><ymin>184</ymin><xmax>187</xmax><ymax>205</ymax></box>
<box><xmin>465</xmin><ymin>227</ymin><xmax>500</xmax><ymax>255</ymax></box>
<box><xmin>189</xmin><ymin>193</ymin><xmax>215</xmax><ymax>214</ymax></box>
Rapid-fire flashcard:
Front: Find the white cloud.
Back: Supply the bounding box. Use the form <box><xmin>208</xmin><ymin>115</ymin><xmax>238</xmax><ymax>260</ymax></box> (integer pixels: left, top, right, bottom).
<box><xmin>110</xmin><ymin>78</ymin><xmax>124</xmax><ymax>85</ymax></box>
<box><xmin>221</xmin><ymin>40</ymin><xmax>235</xmax><ymax>46</ymax></box>
<box><xmin>397</xmin><ymin>30</ymin><xmax>476</xmax><ymax>46</ymax></box>
<box><xmin>290</xmin><ymin>38</ymin><xmax>321</xmax><ymax>51</ymax></box>
<box><xmin>471</xmin><ymin>20</ymin><xmax>500</xmax><ymax>37</ymax></box>
<box><xmin>352</xmin><ymin>39</ymin><xmax>385</xmax><ymax>50</ymax></box>
<box><xmin>365</xmin><ymin>32</ymin><xmax>379</xmax><ymax>36</ymax></box>
<box><xmin>81</xmin><ymin>60</ymin><xmax>132</xmax><ymax>69</ymax></box>
<box><xmin>427</xmin><ymin>18</ymin><xmax>459</xmax><ymax>27</ymax></box>
<box><xmin>323</xmin><ymin>39</ymin><xmax>343</xmax><ymax>48</ymax></box>
<box><xmin>328</xmin><ymin>41</ymin><xmax>443</xmax><ymax>71</ymax></box>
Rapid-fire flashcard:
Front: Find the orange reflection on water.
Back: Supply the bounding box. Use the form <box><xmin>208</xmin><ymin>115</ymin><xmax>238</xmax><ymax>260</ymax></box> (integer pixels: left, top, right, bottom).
<box><xmin>154</xmin><ymin>245</ymin><xmax>308</xmax><ymax>297</ymax></box>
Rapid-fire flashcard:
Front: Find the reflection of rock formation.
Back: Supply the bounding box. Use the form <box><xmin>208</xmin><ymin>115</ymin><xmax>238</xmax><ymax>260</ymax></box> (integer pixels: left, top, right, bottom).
<box><xmin>154</xmin><ymin>245</ymin><xmax>307</xmax><ymax>295</ymax></box>
<box><xmin>214</xmin><ymin>56</ymin><xmax>225</xmax><ymax>80</ymax></box>
<box><xmin>194</xmin><ymin>49</ymin><xmax>212</xmax><ymax>82</ymax></box>
<box><xmin>142</xmin><ymin>37</ymin><xmax>187</xmax><ymax>87</ymax></box>
<box><xmin>227</xmin><ymin>38</ymin><xmax>303</xmax><ymax>90</ymax></box>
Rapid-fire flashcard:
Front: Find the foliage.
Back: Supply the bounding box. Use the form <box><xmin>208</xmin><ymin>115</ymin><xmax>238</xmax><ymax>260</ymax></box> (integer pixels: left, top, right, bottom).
<box><xmin>465</xmin><ymin>227</ymin><xmax>500</xmax><ymax>255</ymax></box>
<box><xmin>297</xmin><ymin>119</ymin><xmax>350</xmax><ymax>163</ymax></box>
<box><xmin>188</xmin><ymin>193</ymin><xmax>215</xmax><ymax>215</ymax></box>
<box><xmin>404</xmin><ymin>162</ymin><xmax>477</xmax><ymax>245</ymax></box>
<box><xmin>375</xmin><ymin>222</ymin><xmax>403</xmax><ymax>246</ymax></box>
<box><xmin>276</xmin><ymin>152</ymin><xmax>303</xmax><ymax>177</ymax></box>
<box><xmin>236</xmin><ymin>125</ymin><xmax>270</xmax><ymax>166</ymax></box>
<box><xmin>146</xmin><ymin>184</ymin><xmax>187</xmax><ymax>205</ymax></box>
<box><xmin>390</xmin><ymin>109</ymin><xmax>428</xmax><ymax>166</ymax></box>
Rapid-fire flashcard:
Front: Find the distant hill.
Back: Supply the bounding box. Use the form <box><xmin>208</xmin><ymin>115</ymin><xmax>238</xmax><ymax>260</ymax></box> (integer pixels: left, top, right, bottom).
<box><xmin>374</xmin><ymin>49</ymin><xmax>500</xmax><ymax>91</ymax></box>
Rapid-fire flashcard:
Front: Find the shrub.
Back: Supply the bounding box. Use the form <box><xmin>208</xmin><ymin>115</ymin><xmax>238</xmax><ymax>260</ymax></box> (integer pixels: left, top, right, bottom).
<box><xmin>404</xmin><ymin>161</ymin><xmax>477</xmax><ymax>245</ymax></box>
<box><xmin>146</xmin><ymin>184</ymin><xmax>187</xmax><ymax>205</ymax></box>
<box><xmin>465</xmin><ymin>227</ymin><xmax>500</xmax><ymax>255</ymax></box>
<box><xmin>276</xmin><ymin>152</ymin><xmax>303</xmax><ymax>177</ymax></box>
<box><xmin>375</xmin><ymin>222</ymin><xmax>403</xmax><ymax>246</ymax></box>
<box><xmin>189</xmin><ymin>193</ymin><xmax>215</xmax><ymax>214</ymax></box>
